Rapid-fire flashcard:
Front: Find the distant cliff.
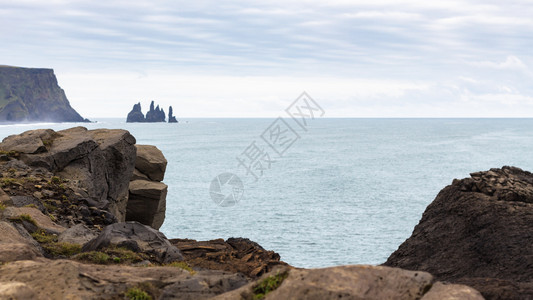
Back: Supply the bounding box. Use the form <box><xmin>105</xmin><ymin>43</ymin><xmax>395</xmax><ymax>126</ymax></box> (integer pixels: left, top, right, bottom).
<box><xmin>0</xmin><ymin>66</ymin><xmax>89</xmax><ymax>122</ymax></box>
<box><xmin>126</xmin><ymin>101</ymin><xmax>178</xmax><ymax>123</ymax></box>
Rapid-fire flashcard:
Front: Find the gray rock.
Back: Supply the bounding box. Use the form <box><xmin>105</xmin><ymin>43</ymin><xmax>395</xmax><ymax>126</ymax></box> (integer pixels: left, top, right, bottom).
<box><xmin>126</xmin><ymin>180</ymin><xmax>167</xmax><ymax>229</ymax></box>
<box><xmin>82</xmin><ymin>221</ymin><xmax>183</xmax><ymax>264</ymax></box>
<box><xmin>58</xmin><ymin>224</ymin><xmax>98</xmax><ymax>245</ymax></box>
<box><xmin>11</xmin><ymin>195</ymin><xmax>46</xmax><ymax>212</ymax></box>
<box><xmin>2</xmin><ymin>127</ymin><xmax>137</xmax><ymax>222</ymax></box>
<box><xmin>135</xmin><ymin>145</ymin><xmax>167</xmax><ymax>181</ymax></box>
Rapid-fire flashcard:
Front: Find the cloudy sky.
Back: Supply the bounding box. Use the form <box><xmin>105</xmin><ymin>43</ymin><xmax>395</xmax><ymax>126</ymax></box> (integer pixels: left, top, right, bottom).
<box><xmin>1</xmin><ymin>0</ymin><xmax>532</xmax><ymax>117</ymax></box>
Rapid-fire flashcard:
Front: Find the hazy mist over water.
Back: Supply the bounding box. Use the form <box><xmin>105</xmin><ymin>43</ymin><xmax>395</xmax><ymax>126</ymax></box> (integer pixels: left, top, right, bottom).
<box><xmin>1</xmin><ymin>118</ymin><xmax>532</xmax><ymax>267</ymax></box>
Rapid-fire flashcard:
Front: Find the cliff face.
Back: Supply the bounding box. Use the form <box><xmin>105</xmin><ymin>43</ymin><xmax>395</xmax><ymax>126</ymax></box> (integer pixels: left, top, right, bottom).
<box><xmin>0</xmin><ymin>66</ymin><xmax>88</xmax><ymax>122</ymax></box>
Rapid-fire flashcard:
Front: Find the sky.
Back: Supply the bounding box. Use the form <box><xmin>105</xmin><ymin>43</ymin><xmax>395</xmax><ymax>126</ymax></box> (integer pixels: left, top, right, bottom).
<box><xmin>1</xmin><ymin>0</ymin><xmax>533</xmax><ymax>118</ymax></box>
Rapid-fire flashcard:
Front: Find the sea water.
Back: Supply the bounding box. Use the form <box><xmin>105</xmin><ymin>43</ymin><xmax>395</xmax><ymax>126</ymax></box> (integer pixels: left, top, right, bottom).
<box><xmin>1</xmin><ymin>118</ymin><xmax>532</xmax><ymax>268</ymax></box>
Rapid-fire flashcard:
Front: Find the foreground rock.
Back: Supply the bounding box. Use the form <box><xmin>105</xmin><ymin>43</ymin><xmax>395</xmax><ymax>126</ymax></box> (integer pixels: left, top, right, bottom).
<box><xmin>384</xmin><ymin>166</ymin><xmax>533</xmax><ymax>299</ymax></box>
<box><xmin>0</xmin><ymin>259</ymin><xmax>247</xmax><ymax>300</ymax></box>
<box><xmin>83</xmin><ymin>221</ymin><xmax>183</xmax><ymax>264</ymax></box>
<box><xmin>215</xmin><ymin>265</ymin><xmax>483</xmax><ymax>300</ymax></box>
<box><xmin>172</xmin><ymin>237</ymin><xmax>287</xmax><ymax>279</ymax></box>
<box><xmin>0</xmin><ymin>66</ymin><xmax>89</xmax><ymax>123</ymax></box>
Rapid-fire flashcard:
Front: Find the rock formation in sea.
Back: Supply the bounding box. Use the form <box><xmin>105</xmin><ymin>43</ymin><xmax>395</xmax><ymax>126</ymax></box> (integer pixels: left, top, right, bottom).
<box><xmin>168</xmin><ymin>105</ymin><xmax>178</xmax><ymax>123</ymax></box>
<box><xmin>0</xmin><ymin>65</ymin><xmax>89</xmax><ymax>123</ymax></box>
<box><xmin>145</xmin><ymin>101</ymin><xmax>166</xmax><ymax>122</ymax></box>
<box><xmin>126</xmin><ymin>102</ymin><xmax>145</xmax><ymax>122</ymax></box>
<box><xmin>384</xmin><ymin>166</ymin><xmax>533</xmax><ymax>299</ymax></box>
<box><xmin>126</xmin><ymin>101</ymin><xmax>178</xmax><ymax>123</ymax></box>
<box><xmin>0</xmin><ymin>127</ymin><xmax>494</xmax><ymax>299</ymax></box>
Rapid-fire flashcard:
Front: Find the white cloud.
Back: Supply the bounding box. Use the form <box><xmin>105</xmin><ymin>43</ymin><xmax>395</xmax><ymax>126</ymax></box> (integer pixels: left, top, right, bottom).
<box><xmin>1</xmin><ymin>0</ymin><xmax>533</xmax><ymax>117</ymax></box>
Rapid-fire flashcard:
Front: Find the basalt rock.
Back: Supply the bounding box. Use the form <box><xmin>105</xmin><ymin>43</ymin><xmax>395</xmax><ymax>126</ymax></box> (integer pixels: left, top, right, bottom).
<box><xmin>126</xmin><ymin>144</ymin><xmax>168</xmax><ymax>229</ymax></box>
<box><xmin>168</xmin><ymin>105</ymin><xmax>178</xmax><ymax>123</ymax></box>
<box><xmin>1</xmin><ymin>127</ymin><xmax>137</xmax><ymax>222</ymax></box>
<box><xmin>0</xmin><ymin>66</ymin><xmax>89</xmax><ymax>123</ymax></box>
<box><xmin>126</xmin><ymin>102</ymin><xmax>145</xmax><ymax>122</ymax></box>
<box><xmin>384</xmin><ymin>166</ymin><xmax>533</xmax><ymax>299</ymax></box>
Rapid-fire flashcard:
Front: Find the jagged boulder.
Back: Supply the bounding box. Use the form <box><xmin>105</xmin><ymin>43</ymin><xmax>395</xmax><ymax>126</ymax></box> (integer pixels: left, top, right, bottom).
<box><xmin>126</xmin><ymin>102</ymin><xmax>145</xmax><ymax>122</ymax></box>
<box><xmin>82</xmin><ymin>221</ymin><xmax>183</xmax><ymax>264</ymax></box>
<box><xmin>384</xmin><ymin>166</ymin><xmax>533</xmax><ymax>299</ymax></box>
<box><xmin>0</xmin><ymin>127</ymin><xmax>137</xmax><ymax>222</ymax></box>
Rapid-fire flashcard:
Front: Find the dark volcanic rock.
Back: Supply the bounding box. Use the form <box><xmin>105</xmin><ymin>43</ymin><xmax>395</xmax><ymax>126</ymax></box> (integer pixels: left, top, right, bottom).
<box><xmin>168</xmin><ymin>105</ymin><xmax>178</xmax><ymax>123</ymax></box>
<box><xmin>145</xmin><ymin>101</ymin><xmax>166</xmax><ymax>122</ymax></box>
<box><xmin>0</xmin><ymin>127</ymin><xmax>137</xmax><ymax>222</ymax></box>
<box><xmin>83</xmin><ymin>221</ymin><xmax>183</xmax><ymax>264</ymax></box>
<box><xmin>384</xmin><ymin>166</ymin><xmax>533</xmax><ymax>299</ymax></box>
<box><xmin>0</xmin><ymin>66</ymin><xmax>89</xmax><ymax>122</ymax></box>
<box><xmin>126</xmin><ymin>102</ymin><xmax>145</xmax><ymax>122</ymax></box>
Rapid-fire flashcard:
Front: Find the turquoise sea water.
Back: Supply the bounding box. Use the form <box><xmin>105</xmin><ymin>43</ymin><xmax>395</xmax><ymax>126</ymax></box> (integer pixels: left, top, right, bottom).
<box><xmin>1</xmin><ymin>118</ymin><xmax>532</xmax><ymax>268</ymax></box>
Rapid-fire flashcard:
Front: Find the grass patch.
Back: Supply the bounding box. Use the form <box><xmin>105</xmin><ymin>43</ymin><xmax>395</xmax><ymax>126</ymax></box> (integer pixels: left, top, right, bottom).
<box><xmin>252</xmin><ymin>271</ymin><xmax>289</xmax><ymax>300</ymax></box>
<box><xmin>31</xmin><ymin>229</ymin><xmax>81</xmax><ymax>257</ymax></box>
<box><xmin>125</xmin><ymin>287</ymin><xmax>152</xmax><ymax>300</ymax></box>
<box><xmin>9</xmin><ymin>214</ymin><xmax>37</xmax><ymax>226</ymax></box>
<box><xmin>43</xmin><ymin>242</ymin><xmax>81</xmax><ymax>257</ymax></box>
<box><xmin>73</xmin><ymin>247</ymin><xmax>147</xmax><ymax>265</ymax></box>
<box><xmin>0</xmin><ymin>150</ymin><xmax>19</xmax><ymax>158</ymax></box>
<box><xmin>50</xmin><ymin>176</ymin><xmax>61</xmax><ymax>185</ymax></box>
<box><xmin>1</xmin><ymin>177</ymin><xmax>18</xmax><ymax>186</ymax></box>
<box><xmin>31</xmin><ymin>229</ymin><xmax>57</xmax><ymax>243</ymax></box>
<box><xmin>75</xmin><ymin>251</ymin><xmax>110</xmax><ymax>264</ymax></box>
<box><xmin>0</xmin><ymin>202</ymin><xmax>6</xmax><ymax>211</ymax></box>
<box><xmin>165</xmin><ymin>261</ymin><xmax>196</xmax><ymax>275</ymax></box>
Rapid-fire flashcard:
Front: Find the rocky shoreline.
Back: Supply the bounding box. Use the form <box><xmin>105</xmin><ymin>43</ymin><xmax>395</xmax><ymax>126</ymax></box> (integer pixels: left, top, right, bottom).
<box><xmin>0</xmin><ymin>127</ymin><xmax>530</xmax><ymax>299</ymax></box>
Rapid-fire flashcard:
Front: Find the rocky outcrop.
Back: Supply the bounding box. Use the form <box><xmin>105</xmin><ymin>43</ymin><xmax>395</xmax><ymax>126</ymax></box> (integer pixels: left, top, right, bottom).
<box><xmin>0</xmin><ymin>66</ymin><xmax>89</xmax><ymax>123</ymax></box>
<box><xmin>1</xmin><ymin>127</ymin><xmax>137</xmax><ymax>222</ymax></box>
<box><xmin>82</xmin><ymin>221</ymin><xmax>183</xmax><ymax>264</ymax></box>
<box><xmin>384</xmin><ymin>166</ymin><xmax>533</xmax><ymax>299</ymax></box>
<box><xmin>126</xmin><ymin>102</ymin><xmax>145</xmax><ymax>122</ymax></box>
<box><xmin>215</xmin><ymin>265</ymin><xmax>483</xmax><ymax>300</ymax></box>
<box><xmin>146</xmin><ymin>101</ymin><xmax>166</xmax><ymax>122</ymax></box>
<box><xmin>172</xmin><ymin>237</ymin><xmax>287</xmax><ymax>279</ymax></box>
<box><xmin>169</xmin><ymin>106</ymin><xmax>178</xmax><ymax>123</ymax></box>
<box><xmin>126</xmin><ymin>101</ymin><xmax>178</xmax><ymax>123</ymax></box>
<box><xmin>126</xmin><ymin>144</ymin><xmax>168</xmax><ymax>229</ymax></box>
<box><xmin>0</xmin><ymin>259</ymin><xmax>248</xmax><ymax>300</ymax></box>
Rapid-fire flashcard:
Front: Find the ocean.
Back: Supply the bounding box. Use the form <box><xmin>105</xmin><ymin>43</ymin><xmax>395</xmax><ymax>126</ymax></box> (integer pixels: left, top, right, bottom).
<box><xmin>1</xmin><ymin>118</ymin><xmax>532</xmax><ymax>268</ymax></box>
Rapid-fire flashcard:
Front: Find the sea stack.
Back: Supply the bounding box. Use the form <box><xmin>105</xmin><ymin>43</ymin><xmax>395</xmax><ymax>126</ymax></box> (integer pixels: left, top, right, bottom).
<box><xmin>168</xmin><ymin>106</ymin><xmax>178</xmax><ymax>123</ymax></box>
